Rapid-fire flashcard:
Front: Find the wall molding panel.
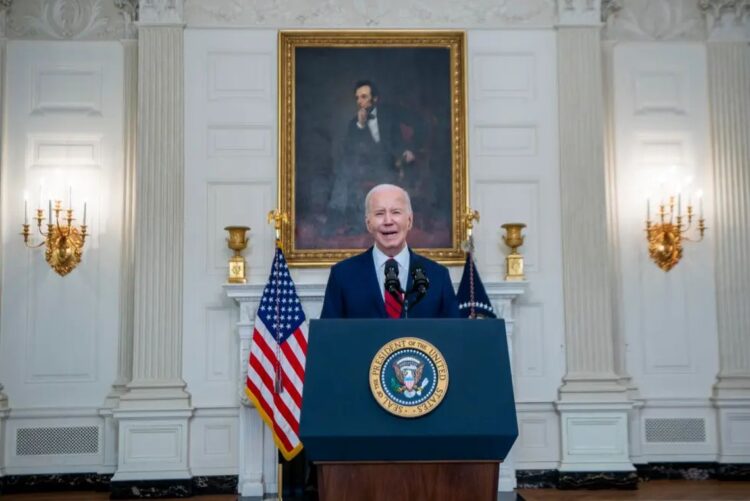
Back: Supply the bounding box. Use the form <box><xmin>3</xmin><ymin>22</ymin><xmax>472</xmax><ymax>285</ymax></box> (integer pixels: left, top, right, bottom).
<box><xmin>30</xmin><ymin>65</ymin><xmax>103</xmax><ymax>116</ymax></box>
<box><xmin>474</xmin><ymin>125</ymin><xmax>539</xmax><ymax>158</ymax></box>
<box><xmin>27</xmin><ymin>134</ymin><xmax>102</xmax><ymax>169</ymax></box>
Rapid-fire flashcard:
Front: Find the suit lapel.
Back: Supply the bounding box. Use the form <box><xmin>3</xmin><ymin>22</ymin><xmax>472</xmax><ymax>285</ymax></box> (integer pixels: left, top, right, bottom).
<box><xmin>407</xmin><ymin>248</ymin><xmax>417</xmax><ymax>294</ymax></box>
<box><xmin>364</xmin><ymin>247</ymin><xmax>387</xmax><ymax>318</ymax></box>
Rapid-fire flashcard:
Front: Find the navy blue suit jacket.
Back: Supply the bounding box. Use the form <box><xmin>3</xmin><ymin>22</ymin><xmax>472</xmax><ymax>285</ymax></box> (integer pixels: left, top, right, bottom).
<box><xmin>320</xmin><ymin>247</ymin><xmax>460</xmax><ymax>319</ymax></box>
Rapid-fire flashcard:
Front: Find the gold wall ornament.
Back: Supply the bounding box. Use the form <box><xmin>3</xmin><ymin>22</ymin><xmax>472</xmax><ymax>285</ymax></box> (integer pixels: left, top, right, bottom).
<box><xmin>501</xmin><ymin>223</ymin><xmax>526</xmax><ymax>281</ymax></box>
<box><xmin>465</xmin><ymin>209</ymin><xmax>479</xmax><ymax>238</ymax></box>
<box><xmin>646</xmin><ymin>195</ymin><xmax>706</xmax><ymax>272</ymax></box>
<box><xmin>267</xmin><ymin>209</ymin><xmax>289</xmax><ymax>244</ymax></box>
<box><xmin>461</xmin><ymin>208</ymin><xmax>480</xmax><ymax>253</ymax></box>
<box><xmin>21</xmin><ymin>200</ymin><xmax>88</xmax><ymax>276</ymax></box>
<box><xmin>225</xmin><ymin>226</ymin><xmax>250</xmax><ymax>283</ymax></box>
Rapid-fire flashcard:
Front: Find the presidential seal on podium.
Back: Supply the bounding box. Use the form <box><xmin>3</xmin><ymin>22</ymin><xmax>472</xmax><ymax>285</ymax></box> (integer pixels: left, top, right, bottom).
<box><xmin>369</xmin><ymin>337</ymin><xmax>449</xmax><ymax>418</ymax></box>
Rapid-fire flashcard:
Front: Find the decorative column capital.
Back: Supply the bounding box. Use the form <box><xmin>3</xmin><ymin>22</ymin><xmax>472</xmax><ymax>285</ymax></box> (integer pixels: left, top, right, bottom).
<box><xmin>601</xmin><ymin>0</ymin><xmax>623</xmax><ymax>22</ymax></box>
<box><xmin>114</xmin><ymin>0</ymin><xmax>138</xmax><ymax>39</ymax></box>
<box><xmin>603</xmin><ymin>0</ymin><xmax>708</xmax><ymax>41</ymax></box>
<box><xmin>699</xmin><ymin>0</ymin><xmax>750</xmax><ymax>41</ymax></box>
<box><xmin>0</xmin><ymin>0</ymin><xmax>12</xmax><ymax>38</ymax></box>
<box><xmin>138</xmin><ymin>0</ymin><xmax>183</xmax><ymax>26</ymax></box>
<box><xmin>557</xmin><ymin>0</ymin><xmax>603</xmax><ymax>26</ymax></box>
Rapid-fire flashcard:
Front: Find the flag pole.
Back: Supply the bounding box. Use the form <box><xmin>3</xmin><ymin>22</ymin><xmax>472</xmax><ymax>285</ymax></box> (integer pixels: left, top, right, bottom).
<box><xmin>269</xmin><ymin>209</ymin><xmax>290</xmax><ymax>496</ymax></box>
<box><xmin>463</xmin><ymin>209</ymin><xmax>480</xmax><ymax>318</ymax></box>
<box><xmin>267</xmin><ymin>209</ymin><xmax>288</xmax><ymax>395</ymax></box>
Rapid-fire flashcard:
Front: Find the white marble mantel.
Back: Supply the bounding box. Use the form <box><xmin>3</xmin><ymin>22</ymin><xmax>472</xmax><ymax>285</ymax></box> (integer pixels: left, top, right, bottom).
<box><xmin>224</xmin><ymin>279</ymin><xmax>527</xmax><ymax>496</ymax></box>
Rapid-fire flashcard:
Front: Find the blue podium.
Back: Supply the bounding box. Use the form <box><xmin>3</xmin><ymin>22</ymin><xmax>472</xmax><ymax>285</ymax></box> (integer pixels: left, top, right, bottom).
<box><xmin>300</xmin><ymin>319</ymin><xmax>518</xmax><ymax>501</ymax></box>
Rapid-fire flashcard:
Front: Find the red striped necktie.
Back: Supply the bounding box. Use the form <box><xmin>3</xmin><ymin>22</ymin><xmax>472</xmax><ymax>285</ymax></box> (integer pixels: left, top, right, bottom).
<box><xmin>385</xmin><ymin>289</ymin><xmax>403</xmax><ymax>318</ymax></box>
<box><xmin>384</xmin><ymin>259</ymin><xmax>403</xmax><ymax>318</ymax></box>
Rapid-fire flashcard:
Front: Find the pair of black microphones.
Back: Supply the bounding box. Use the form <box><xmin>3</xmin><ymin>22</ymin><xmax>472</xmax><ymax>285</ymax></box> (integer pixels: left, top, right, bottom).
<box><xmin>384</xmin><ymin>260</ymin><xmax>430</xmax><ymax>311</ymax></box>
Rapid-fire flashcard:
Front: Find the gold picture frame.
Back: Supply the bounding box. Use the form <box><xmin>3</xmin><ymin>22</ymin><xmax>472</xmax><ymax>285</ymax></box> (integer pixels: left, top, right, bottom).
<box><xmin>279</xmin><ymin>30</ymin><xmax>468</xmax><ymax>267</ymax></box>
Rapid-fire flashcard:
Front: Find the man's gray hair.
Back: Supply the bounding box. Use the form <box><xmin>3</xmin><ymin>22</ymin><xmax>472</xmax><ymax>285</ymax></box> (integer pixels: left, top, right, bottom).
<box><xmin>364</xmin><ymin>184</ymin><xmax>413</xmax><ymax>217</ymax></box>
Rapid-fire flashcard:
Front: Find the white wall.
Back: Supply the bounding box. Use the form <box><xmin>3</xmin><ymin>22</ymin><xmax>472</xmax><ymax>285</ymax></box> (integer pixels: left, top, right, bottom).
<box><xmin>0</xmin><ymin>40</ymin><xmax>124</xmax><ymax>473</ymax></box>
<box><xmin>183</xmin><ymin>29</ymin><xmax>280</xmax><ymax>475</ymax></box>
<box><xmin>612</xmin><ymin>42</ymin><xmax>719</xmax><ymax>462</ymax></box>
<box><xmin>467</xmin><ymin>30</ymin><xmax>565</xmax><ymax>469</ymax></box>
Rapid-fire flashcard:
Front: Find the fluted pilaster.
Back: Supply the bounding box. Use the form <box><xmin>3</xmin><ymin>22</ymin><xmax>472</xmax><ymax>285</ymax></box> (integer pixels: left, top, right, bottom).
<box><xmin>699</xmin><ymin>0</ymin><xmax>750</xmax><ymax>463</ymax></box>
<box><xmin>0</xmin><ymin>0</ymin><xmax>9</xmax><ymax>413</ymax></box>
<box><xmin>108</xmin><ymin>39</ymin><xmax>138</xmax><ymax>401</ymax></box>
<box><xmin>557</xmin><ymin>26</ymin><xmax>625</xmax><ymax>399</ymax></box>
<box><xmin>112</xmin><ymin>4</ymin><xmax>192</xmax><ymax>483</ymax></box>
<box><xmin>119</xmin><ymin>24</ymin><xmax>188</xmax><ymax>408</ymax></box>
<box><xmin>704</xmin><ymin>12</ymin><xmax>750</xmax><ymax>399</ymax></box>
<box><xmin>0</xmin><ymin>0</ymin><xmax>11</xmax><ymax>480</ymax></box>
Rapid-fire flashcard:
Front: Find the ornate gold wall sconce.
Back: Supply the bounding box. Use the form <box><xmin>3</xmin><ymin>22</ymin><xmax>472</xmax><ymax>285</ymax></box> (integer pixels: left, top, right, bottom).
<box><xmin>21</xmin><ymin>199</ymin><xmax>88</xmax><ymax>276</ymax></box>
<box><xmin>645</xmin><ymin>195</ymin><xmax>706</xmax><ymax>272</ymax></box>
<box><xmin>501</xmin><ymin>223</ymin><xmax>526</xmax><ymax>281</ymax></box>
<box><xmin>225</xmin><ymin>226</ymin><xmax>250</xmax><ymax>283</ymax></box>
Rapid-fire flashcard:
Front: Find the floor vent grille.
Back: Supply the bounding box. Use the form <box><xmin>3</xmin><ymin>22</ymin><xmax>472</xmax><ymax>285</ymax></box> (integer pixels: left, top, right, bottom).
<box><xmin>16</xmin><ymin>426</ymin><xmax>99</xmax><ymax>455</ymax></box>
<box><xmin>645</xmin><ymin>418</ymin><xmax>706</xmax><ymax>443</ymax></box>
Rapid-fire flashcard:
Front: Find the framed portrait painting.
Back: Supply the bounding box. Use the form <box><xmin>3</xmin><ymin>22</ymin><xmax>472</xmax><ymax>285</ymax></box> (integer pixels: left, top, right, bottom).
<box><xmin>278</xmin><ymin>31</ymin><xmax>468</xmax><ymax>267</ymax></box>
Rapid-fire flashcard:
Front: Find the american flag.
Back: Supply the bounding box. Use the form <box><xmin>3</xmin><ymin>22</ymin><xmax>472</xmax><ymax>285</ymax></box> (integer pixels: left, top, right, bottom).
<box><xmin>245</xmin><ymin>247</ymin><xmax>308</xmax><ymax>461</ymax></box>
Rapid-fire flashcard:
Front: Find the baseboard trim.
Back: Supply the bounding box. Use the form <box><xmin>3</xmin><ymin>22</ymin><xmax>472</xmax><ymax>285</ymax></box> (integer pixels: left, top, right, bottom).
<box><xmin>558</xmin><ymin>471</ymin><xmax>638</xmax><ymax>490</ymax></box>
<box><xmin>110</xmin><ymin>478</ymin><xmax>193</xmax><ymax>499</ymax></box>
<box><xmin>2</xmin><ymin>465</ymin><xmax>747</xmax><ymax>496</ymax></box>
<box><xmin>0</xmin><ymin>473</ymin><xmax>111</xmax><ymax>494</ymax></box>
<box><xmin>518</xmin><ymin>463</ymin><xmax>750</xmax><ymax>489</ymax></box>
<box><xmin>1</xmin><ymin>474</ymin><xmax>237</xmax><ymax>498</ymax></box>
<box><xmin>636</xmin><ymin>462</ymin><xmax>716</xmax><ymax>481</ymax></box>
<box><xmin>716</xmin><ymin>464</ymin><xmax>750</xmax><ymax>481</ymax></box>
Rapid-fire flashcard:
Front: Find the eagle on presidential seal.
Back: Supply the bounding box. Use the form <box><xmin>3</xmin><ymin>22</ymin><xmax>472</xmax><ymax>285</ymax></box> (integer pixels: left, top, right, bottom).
<box><xmin>390</xmin><ymin>356</ymin><xmax>428</xmax><ymax>399</ymax></box>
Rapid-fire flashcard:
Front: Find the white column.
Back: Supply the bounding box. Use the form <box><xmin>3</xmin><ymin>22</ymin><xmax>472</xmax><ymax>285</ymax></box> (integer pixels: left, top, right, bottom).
<box><xmin>113</xmin><ymin>0</ymin><xmax>192</xmax><ymax>482</ymax></box>
<box><xmin>701</xmin><ymin>0</ymin><xmax>750</xmax><ymax>463</ymax></box>
<box><xmin>555</xmin><ymin>1</ymin><xmax>634</xmax><ymax>474</ymax></box>
<box><xmin>0</xmin><ymin>0</ymin><xmax>11</xmax><ymax>480</ymax></box>
<box><xmin>100</xmin><ymin>2</ymin><xmax>139</xmax><ymax>475</ymax></box>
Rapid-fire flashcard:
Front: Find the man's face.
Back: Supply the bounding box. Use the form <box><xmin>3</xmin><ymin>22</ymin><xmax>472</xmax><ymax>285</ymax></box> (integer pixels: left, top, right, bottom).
<box><xmin>365</xmin><ymin>187</ymin><xmax>413</xmax><ymax>256</ymax></box>
<box><xmin>355</xmin><ymin>85</ymin><xmax>377</xmax><ymax>111</ymax></box>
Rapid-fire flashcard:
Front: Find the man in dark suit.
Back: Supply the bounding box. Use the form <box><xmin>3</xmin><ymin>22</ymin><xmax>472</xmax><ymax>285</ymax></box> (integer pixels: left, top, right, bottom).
<box><xmin>327</xmin><ymin>81</ymin><xmax>425</xmax><ymax>236</ymax></box>
<box><xmin>344</xmin><ymin>80</ymin><xmax>423</xmax><ymax>175</ymax></box>
<box><xmin>321</xmin><ymin>184</ymin><xmax>459</xmax><ymax>319</ymax></box>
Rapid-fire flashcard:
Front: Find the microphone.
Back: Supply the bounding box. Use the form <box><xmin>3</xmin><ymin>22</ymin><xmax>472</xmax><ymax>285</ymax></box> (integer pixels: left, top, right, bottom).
<box><xmin>384</xmin><ymin>259</ymin><xmax>403</xmax><ymax>302</ymax></box>
<box><xmin>409</xmin><ymin>266</ymin><xmax>430</xmax><ymax>307</ymax></box>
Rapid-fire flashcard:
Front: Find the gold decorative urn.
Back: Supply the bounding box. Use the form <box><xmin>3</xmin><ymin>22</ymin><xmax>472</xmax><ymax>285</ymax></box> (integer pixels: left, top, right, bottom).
<box><xmin>225</xmin><ymin>226</ymin><xmax>250</xmax><ymax>283</ymax></box>
<box><xmin>501</xmin><ymin>223</ymin><xmax>526</xmax><ymax>281</ymax></box>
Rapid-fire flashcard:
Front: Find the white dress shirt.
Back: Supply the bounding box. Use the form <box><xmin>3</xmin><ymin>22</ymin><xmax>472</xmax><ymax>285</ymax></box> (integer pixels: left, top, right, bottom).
<box><xmin>372</xmin><ymin>245</ymin><xmax>410</xmax><ymax>301</ymax></box>
<box><xmin>356</xmin><ymin>106</ymin><xmax>381</xmax><ymax>143</ymax></box>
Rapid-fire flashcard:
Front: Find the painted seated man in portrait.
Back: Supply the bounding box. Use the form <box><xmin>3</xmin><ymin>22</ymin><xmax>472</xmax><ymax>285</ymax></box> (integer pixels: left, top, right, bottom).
<box><xmin>327</xmin><ymin>80</ymin><xmax>427</xmax><ymax>238</ymax></box>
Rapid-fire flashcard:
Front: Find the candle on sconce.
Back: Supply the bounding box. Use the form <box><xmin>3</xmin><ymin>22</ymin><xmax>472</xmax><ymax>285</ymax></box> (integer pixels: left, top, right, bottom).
<box><xmin>699</xmin><ymin>195</ymin><xmax>703</xmax><ymax>218</ymax></box>
<box><xmin>23</xmin><ymin>193</ymin><xmax>28</xmax><ymax>225</ymax></box>
<box><xmin>83</xmin><ymin>201</ymin><xmax>87</xmax><ymax>225</ymax></box>
<box><xmin>647</xmin><ymin>198</ymin><xmax>650</xmax><ymax>220</ymax></box>
<box><xmin>48</xmin><ymin>200</ymin><xmax>52</xmax><ymax>224</ymax></box>
<box><xmin>677</xmin><ymin>193</ymin><xmax>681</xmax><ymax>217</ymax></box>
<box><xmin>68</xmin><ymin>186</ymin><xmax>72</xmax><ymax>209</ymax></box>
